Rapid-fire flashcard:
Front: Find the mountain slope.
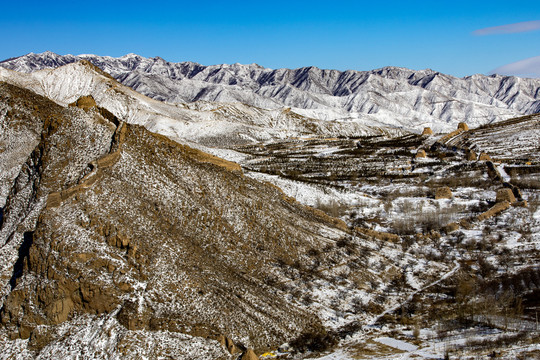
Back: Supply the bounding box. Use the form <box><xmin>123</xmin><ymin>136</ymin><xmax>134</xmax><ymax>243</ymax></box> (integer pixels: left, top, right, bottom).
<box><xmin>0</xmin><ymin>82</ymin><xmax>358</xmax><ymax>357</ymax></box>
<box><xmin>438</xmin><ymin>113</ymin><xmax>540</xmax><ymax>160</ymax></box>
<box><xmin>0</xmin><ymin>62</ymin><xmax>389</xmax><ymax>148</ymax></box>
<box><xmin>2</xmin><ymin>51</ymin><xmax>540</xmax><ymax>132</ymax></box>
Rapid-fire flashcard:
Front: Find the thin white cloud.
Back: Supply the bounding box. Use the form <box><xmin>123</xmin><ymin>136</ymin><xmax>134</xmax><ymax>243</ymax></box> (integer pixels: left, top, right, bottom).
<box><xmin>489</xmin><ymin>55</ymin><xmax>540</xmax><ymax>78</ymax></box>
<box><xmin>473</xmin><ymin>20</ymin><xmax>540</xmax><ymax>35</ymax></box>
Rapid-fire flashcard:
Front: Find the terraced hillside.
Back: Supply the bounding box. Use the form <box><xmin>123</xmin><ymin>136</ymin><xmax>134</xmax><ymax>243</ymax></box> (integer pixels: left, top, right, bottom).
<box><xmin>231</xmin><ymin>119</ymin><xmax>540</xmax><ymax>358</ymax></box>
<box><xmin>441</xmin><ymin>113</ymin><xmax>540</xmax><ymax>161</ymax></box>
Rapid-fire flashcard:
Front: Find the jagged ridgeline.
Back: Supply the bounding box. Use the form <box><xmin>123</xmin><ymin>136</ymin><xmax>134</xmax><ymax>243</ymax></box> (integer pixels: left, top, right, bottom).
<box><xmin>0</xmin><ymin>82</ymin><xmax>349</xmax><ymax>357</ymax></box>
<box><xmin>3</xmin><ymin>51</ymin><xmax>540</xmax><ymax>133</ymax></box>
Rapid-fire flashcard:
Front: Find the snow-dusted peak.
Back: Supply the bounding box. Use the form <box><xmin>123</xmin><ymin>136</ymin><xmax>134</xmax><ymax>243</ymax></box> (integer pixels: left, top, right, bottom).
<box><xmin>2</xmin><ymin>52</ymin><xmax>540</xmax><ymax>132</ymax></box>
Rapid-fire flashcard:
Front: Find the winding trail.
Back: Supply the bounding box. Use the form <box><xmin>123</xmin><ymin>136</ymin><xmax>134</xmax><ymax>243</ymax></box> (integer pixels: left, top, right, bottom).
<box><xmin>369</xmin><ymin>260</ymin><xmax>460</xmax><ymax>326</ymax></box>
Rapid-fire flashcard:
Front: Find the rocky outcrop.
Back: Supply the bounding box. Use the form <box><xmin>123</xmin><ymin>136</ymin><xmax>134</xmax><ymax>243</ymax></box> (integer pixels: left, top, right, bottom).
<box><xmin>435</xmin><ymin>186</ymin><xmax>453</xmax><ymax>199</ymax></box>
<box><xmin>415</xmin><ymin>149</ymin><xmax>427</xmax><ymax>158</ymax></box>
<box><xmin>241</xmin><ymin>349</ymin><xmax>259</xmax><ymax>360</ymax></box>
<box><xmin>421</xmin><ymin>127</ymin><xmax>433</xmax><ymax>136</ymax></box>
<box><xmin>496</xmin><ymin>188</ymin><xmax>516</xmax><ymax>203</ymax></box>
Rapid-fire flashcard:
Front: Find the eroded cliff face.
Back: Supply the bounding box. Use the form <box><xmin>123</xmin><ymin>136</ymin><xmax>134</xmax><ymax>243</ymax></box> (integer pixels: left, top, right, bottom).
<box><xmin>0</xmin><ymin>83</ymin><xmax>348</xmax><ymax>357</ymax></box>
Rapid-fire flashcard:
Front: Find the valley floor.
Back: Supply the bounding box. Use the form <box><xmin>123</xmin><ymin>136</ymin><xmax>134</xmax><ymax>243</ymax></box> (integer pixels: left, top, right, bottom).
<box><xmin>231</xmin><ymin>123</ymin><xmax>540</xmax><ymax>359</ymax></box>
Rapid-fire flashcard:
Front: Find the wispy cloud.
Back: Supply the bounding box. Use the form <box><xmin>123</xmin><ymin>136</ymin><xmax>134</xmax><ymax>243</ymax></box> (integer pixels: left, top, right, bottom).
<box><xmin>473</xmin><ymin>20</ymin><xmax>540</xmax><ymax>36</ymax></box>
<box><xmin>489</xmin><ymin>55</ymin><xmax>540</xmax><ymax>78</ymax></box>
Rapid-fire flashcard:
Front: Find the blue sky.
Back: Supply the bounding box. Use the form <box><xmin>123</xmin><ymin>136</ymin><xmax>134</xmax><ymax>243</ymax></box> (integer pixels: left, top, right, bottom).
<box><xmin>1</xmin><ymin>0</ymin><xmax>539</xmax><ymax>77</ymax></box>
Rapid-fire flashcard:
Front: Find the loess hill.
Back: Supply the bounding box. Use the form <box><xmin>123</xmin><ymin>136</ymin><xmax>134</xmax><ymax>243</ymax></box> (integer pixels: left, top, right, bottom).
<box><xmin>0</xmin><ymin>82</ymin><xmax>352</xmax><ymax>358</ymax></box>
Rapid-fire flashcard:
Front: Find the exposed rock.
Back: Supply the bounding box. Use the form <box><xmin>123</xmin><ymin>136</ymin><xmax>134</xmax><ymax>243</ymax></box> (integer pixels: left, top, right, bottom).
<box><xmin>217</xmin><ymin>335</ymin><xmax>241</xmax><ymax>355</ymax></box>
<box><xmin>457</xmin><ymin>122</ymin><xmax>469</xmax><ymax>131</ymax></box>
<box><xmin>0</xmin><ymin>83</ymin><xmax>349</xmax><ymax>354</ymax></box>
<box><xmin>496</xmin><ymin>188</ymin><xmax>516</xmax><ymax>203</ymax></box>
<box><xmin>4</xmin><ymin>52</ymin><xmax>540</xmax><ymax>135</ymax></box>
<box><xmin>0</xmin><ymin>83</ymin><xmax>46</xmax><ymax>208</ymax></box>
<box><xmin>2</xmin><ymin>53</ymin><xmax>538</xmax><ymax>360</ymax></box>
<box><xmin>435</xmin><ymin>186</ymin><xmax>452</xmax><ymax>199</ymax></box>
<box><xmin>421</xmin><ymin>127</ymin><xmax>433</xmax><ymax>136</ymax></box>
<box><xmin>479</xmin><ymin>152</ymin><xmax>491</xmax><ymax>161</ymax></box>
<box><xmin>241</xmin><ymin>349</ymin><xmax>259</xmax><ymax>360</ymax></box>
<box><xmin>466</xmin><ymin>150</ymin><xmax>477</xmax><ymax>161</ymax></box>
<box><xmin>69</xmin><ymin>95</ymin><xmax>97</xmax><ymax>111</ymax></box>
<box><xmin>415</xmin><ymin>149</ymin><xmax>427</xmax><ymax>158</ymax></box>
<box><xmin>444</xmin><ymin>222</ymin><xmax>460</xmax><ymax>233</ymax></box>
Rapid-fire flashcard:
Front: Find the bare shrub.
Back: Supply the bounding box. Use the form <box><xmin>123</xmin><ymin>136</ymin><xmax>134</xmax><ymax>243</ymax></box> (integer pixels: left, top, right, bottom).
<box><xmin>315</xmin><ymin>198</ymin><xmax>348</xmax><ymax>218</ymax></box>
<box><xmin>413</xmin><ymin>324</ymin><xmax>421</xmax><ymax>339</ymax></box>
<box><xmin>460</xmin><ymin>331</ymin><xmax>528</xmax><ymax>352</ymax></box>
<box><xmin>289</xmin><ymin>330</ymin><xmax>339</xmax><ymax>354</ymax></box>
<box><xmin>390</xmin><ymin>200</ymin><xmax>466</xmax><ymax>235</ymax></box>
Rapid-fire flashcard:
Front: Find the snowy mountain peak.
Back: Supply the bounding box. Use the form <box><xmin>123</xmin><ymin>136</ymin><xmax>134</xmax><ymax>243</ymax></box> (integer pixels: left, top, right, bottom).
<box><xmin>2</xmin><ymin>52</ymin><xmax>540</xmax><ymax>132</ymax></box>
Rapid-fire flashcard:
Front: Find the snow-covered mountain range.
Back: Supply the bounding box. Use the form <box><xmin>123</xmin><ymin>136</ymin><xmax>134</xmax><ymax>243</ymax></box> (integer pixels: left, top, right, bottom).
<box><xmin>0</xmin><ymin>60</ymin><xmax>391</xmax><ymax>152</ymax></box>
<box><xmin>2</xmin><ymin>51</ymin><xmax>540</xmax><ymax>133</ymax></box>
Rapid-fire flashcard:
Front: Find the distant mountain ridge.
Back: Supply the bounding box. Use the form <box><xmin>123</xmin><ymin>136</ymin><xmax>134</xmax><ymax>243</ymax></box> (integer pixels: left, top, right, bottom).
<box><xmin>2</xmin><ymin>51</ymin><xmax>540</xmax><ymax>132</ymax></box>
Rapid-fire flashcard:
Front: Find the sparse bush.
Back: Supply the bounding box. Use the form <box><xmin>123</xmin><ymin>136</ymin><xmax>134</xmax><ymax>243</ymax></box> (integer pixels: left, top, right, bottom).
<box><xmin>413</xmin><ymin>324</ymin><xmax>421</xmax><ymax>339</ymax></box>
<box><xmin>336</xmin><ymin>237</ymin><xmax>352</xmax><ymax>248</ymax></box>
<box><xmin>315</xmin><ymin>198</ymin><xmax>348</xmax><ymax>218</ymax></box>
<box><xmin>289</xmin><ymin>330</ymin><xmax>338</xmax><ymax>353</ymax></box>
<box><xmin>389</xmin><ymin>200</ymin><xmax>466</xmax><ymax>235</ymax></box>
<box><xmin>306</xmin><ymin>246</ymin><xmax>321</xmax><ymax>259</ymax></box>
<box><xmin>302</xmin><ymin>293</ymin><xmax>313</xmax><ymax>306</ymax></box>
<box><xmin>476</xmin><ymin>255</ymin><xmax>495</xmax><ymax>278</ymax></box>
<box><xmin>461</xmin><ymin>331</ymin><xmax>528</xmax><ymax>351</ymax></box>
<box><xmin>263</xmin><ymin>274</ymin><xmax>278</xmax><ymax>286</ymax></box>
